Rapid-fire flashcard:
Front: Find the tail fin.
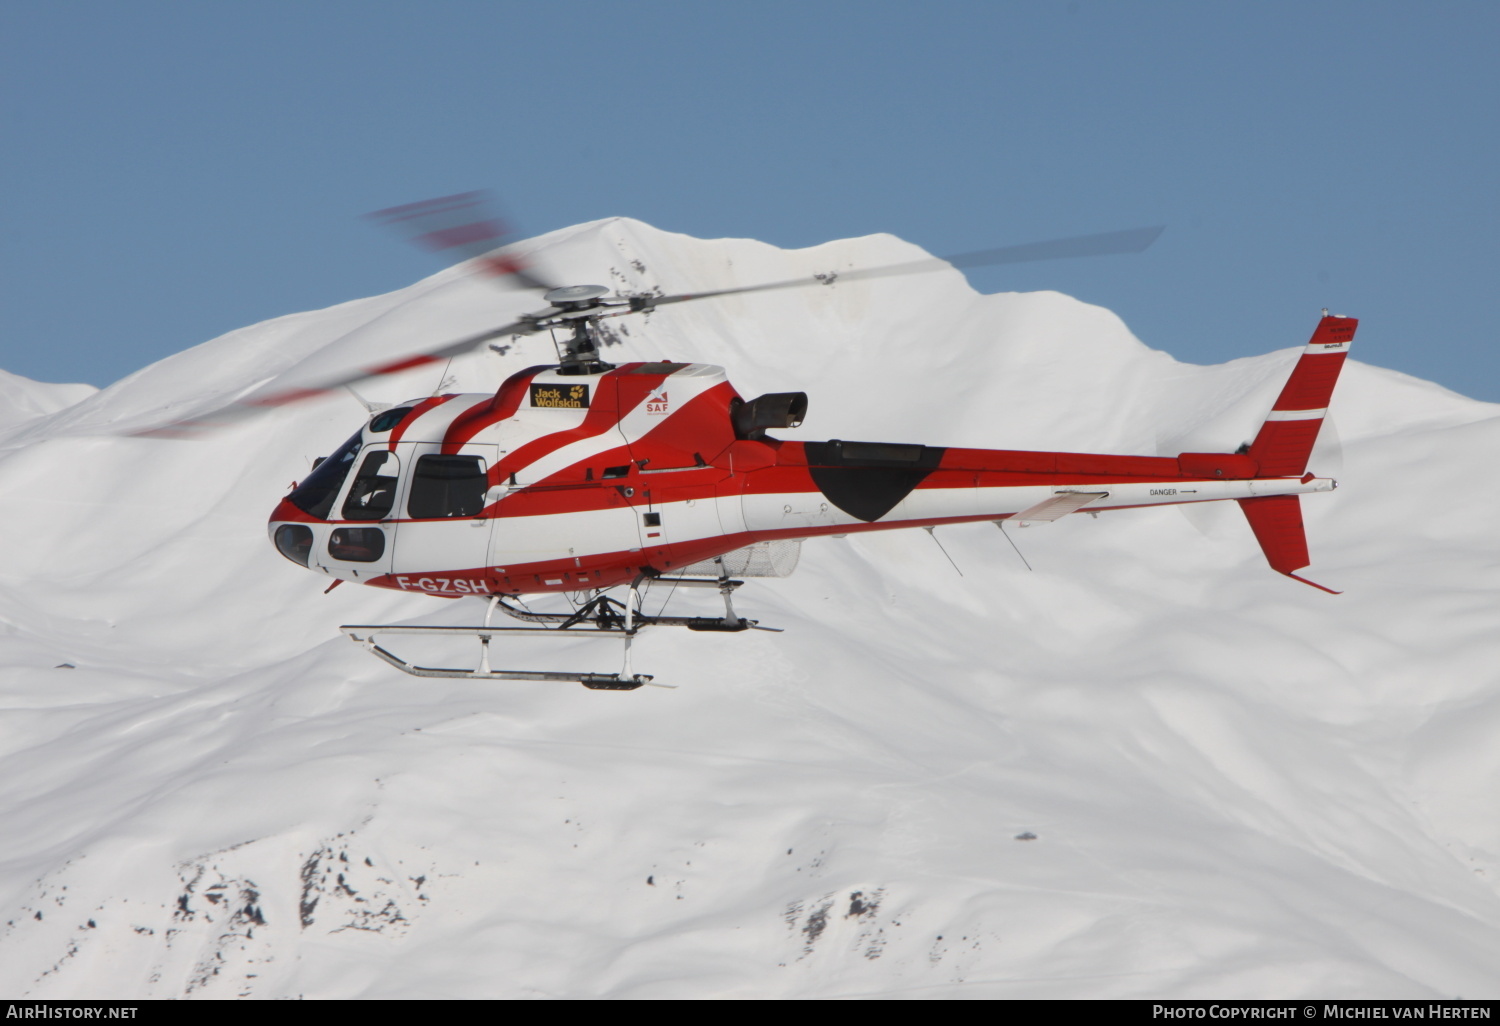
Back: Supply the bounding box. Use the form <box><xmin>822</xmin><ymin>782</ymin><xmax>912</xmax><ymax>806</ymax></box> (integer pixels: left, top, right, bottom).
<box><xmin>1246</xmin><ymin>314</ymin><xmax>1358</xmax><ymax>477</ymax></box>
<box><xmin>1233</xmin><ymin>314</ymin><xmax>1356</xmax><ymax>594</ymax></box>
<box><xmin>1237</xmin><ymin>495</ymin><xmax>1340</xmax><ymax>594</ymax></box>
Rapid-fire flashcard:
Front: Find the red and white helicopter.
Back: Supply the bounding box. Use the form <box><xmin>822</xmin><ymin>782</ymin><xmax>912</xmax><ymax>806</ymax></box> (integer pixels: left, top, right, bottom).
<box><xmin>242</xmin><ymin>195</ymin><xmax>1353</xmax><ymax>690</ymax></box>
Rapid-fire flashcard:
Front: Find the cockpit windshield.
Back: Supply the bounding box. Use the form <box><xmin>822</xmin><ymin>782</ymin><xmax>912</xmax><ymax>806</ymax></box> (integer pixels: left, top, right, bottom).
<box><xmin>287</xmin><ymin>431</ymin><xmax>362</xmax><ymax>519</ymax></box>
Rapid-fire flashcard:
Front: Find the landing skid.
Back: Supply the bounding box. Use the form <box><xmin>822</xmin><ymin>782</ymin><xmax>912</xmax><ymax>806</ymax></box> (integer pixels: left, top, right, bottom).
<box><xmin>340</xmin><ymin>565</ymin><xmax>779</xmax><ymax>690</ymax></box>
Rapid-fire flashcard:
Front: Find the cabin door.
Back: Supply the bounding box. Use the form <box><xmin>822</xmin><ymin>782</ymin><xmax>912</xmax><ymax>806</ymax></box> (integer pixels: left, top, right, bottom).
<box><xmin>386</xmin><ymin>443</ymin><xmax>499</xmax><ymax>594</ymax></box>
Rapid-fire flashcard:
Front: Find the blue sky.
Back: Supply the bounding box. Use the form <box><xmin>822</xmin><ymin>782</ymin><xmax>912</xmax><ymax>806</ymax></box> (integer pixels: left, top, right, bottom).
<box><xmin>2</xmin><ymin>1</ymin><xmax>1496</xmax><ymax>400</ymax></box>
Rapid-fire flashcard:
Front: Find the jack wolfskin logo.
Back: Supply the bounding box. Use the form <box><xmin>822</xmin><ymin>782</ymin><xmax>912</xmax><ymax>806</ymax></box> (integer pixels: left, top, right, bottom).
<box><xmin>531</xmin><ymin>383</ymin><xmax>590</xmax><ymax>409</ymax></box>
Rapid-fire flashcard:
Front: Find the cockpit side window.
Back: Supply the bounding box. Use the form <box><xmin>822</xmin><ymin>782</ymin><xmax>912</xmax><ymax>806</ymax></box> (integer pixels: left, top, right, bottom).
<box><xmin>342</xmin><ymin>450</ymin><xmax>401</xmax><ymax>521</ymax></box>
<box><xmin>408</xmin><ymin>455</ymin><xmax>488</xmax><ymax>518</ymax></box>
<box><xmin>288</xmin><ymin>431</ymin><xmax>362</xmax><ymax>520</ymax></box>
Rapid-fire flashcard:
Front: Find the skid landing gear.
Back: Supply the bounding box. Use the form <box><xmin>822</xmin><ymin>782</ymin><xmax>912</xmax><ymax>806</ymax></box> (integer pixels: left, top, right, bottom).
<box><xmin>339</xmin><ymin>566</ymin><xmax>779</xmax><ymax>690</ymax></box>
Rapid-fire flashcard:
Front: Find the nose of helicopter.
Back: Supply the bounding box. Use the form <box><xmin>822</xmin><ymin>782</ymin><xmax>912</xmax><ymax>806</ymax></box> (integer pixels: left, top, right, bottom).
<box><xmin>269</xmin><ymin>514</ymin><xmax>315</xmax><ymax>567</ymax></box>
<box><xmin>268</xmin><ymin>495</ymin><xmax>318</xmax><ymax>567</ymax></box>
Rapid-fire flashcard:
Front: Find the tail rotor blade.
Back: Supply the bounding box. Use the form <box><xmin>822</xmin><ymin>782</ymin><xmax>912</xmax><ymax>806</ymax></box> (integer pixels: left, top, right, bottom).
<box><xmin>1308</xmin><ymin>411</ymin><xmax>1344</xmax><ymax>482</ymax></box>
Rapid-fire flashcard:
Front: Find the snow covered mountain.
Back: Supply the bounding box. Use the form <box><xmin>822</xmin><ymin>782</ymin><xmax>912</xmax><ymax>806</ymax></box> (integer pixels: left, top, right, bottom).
<box><xmin>0</xmin><ymin>369</ymin><xmax>95</xmax><ymax>433</ymax></box>
<box><xmin>1</xmin><ymin>218</ymin><xmax>1498</xmax><ymax>999</ymax></box>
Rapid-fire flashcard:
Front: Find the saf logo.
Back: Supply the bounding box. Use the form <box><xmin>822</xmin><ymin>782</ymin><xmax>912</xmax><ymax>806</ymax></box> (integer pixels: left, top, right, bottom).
<box><xmin>645</xmin><ymin>390</ymin><xmax>669</xmax><ymax>415</ymax></box>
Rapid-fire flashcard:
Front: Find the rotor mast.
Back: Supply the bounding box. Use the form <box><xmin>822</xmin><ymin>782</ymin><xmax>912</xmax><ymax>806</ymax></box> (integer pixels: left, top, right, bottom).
<box><xmin>544</xmin><ymin>285</ymin><xmax>617</xmax><ymax>375</ymax></box>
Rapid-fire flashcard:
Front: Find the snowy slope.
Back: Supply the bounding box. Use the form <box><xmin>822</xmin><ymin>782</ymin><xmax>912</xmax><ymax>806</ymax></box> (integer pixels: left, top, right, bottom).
<box><xmin>0</xmin><ymin>369</ymin><xmax>95</xmax><ymax>434</ymax></box>
<box><xmin>1</xmin><ymin>219</ymin><xmax>1498</xmax><ymax>999</ymax></box>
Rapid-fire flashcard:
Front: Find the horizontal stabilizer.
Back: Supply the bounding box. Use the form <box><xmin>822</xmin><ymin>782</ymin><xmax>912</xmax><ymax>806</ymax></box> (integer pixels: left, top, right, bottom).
<box><xmin>1011</xmin><ymin>490</ymin><xmax>1108</xmax><ymax>524</ymax></box>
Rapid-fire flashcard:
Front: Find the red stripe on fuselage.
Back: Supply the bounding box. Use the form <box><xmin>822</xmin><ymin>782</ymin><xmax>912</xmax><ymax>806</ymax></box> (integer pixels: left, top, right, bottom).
<box><xmin>483</xmin><ymin>364</ymin><xmax>659</xmax><ymax>488</ymax></box>
<box><xmin>440</xmin><ymin>365</ymin><xmax>550</xmax><ymax>454</ymax></box>
<box><xmin>268</xmin><ymin>496</ymin><xmax>321</xmax><ymax>524</ymax></box>
<box><xmin>621</xmin><ymin>379</ymin><xmax>740</xmax><ymax>463</ymax></box>
<box><xmin>486</xmin><ymin>439</ymin><xmax>1225</xmax><ymax>519</ymax></box>
<box><xmin>524</xmin><ymin>378</ymin><xmax>739</xmax><ymax>487</ymax></box>
<box><xmin>387</xmin><ymin>393</ymin><xmax>457</xmax><ymax>450</ymax></box>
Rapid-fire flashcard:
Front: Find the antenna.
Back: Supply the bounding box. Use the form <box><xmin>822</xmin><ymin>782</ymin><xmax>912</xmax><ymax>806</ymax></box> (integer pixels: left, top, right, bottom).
<box><xmin>923</xmin><ymin>526</ymin><xmax>964</xmax><ymax>577</ymax></box>
<box><xmin>344</xmin><ymin>385</ymin><xmax>392</xmax><ymax>415</ymax></box>
<box><xmin>428</xmin><ymin>358</ymin><xmax>456</xmax><ymax>397</ymax></box>
<box><xmin>995</xmin><ymin>519</ymin><xmax>1033</xmax><ymax>571</ymax></box>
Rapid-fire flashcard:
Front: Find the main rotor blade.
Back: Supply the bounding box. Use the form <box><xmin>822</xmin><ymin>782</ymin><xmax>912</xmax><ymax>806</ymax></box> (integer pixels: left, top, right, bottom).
<box><xmin>367</xmin><ymin>192</ymin><xmax>559</xmax><ymax>293</ymax></box>
<box><xmin>136</xmin><ymin>192</ymin><xmax>556</xmax><ymax>439</ymax></box>
<box><xmin>935</xmin><ymin>224</ymin><xmax>1165</xmax><ymax>269</ymax></box>
<box><xmin>133</xmin><ymin>318</ymin><xmax>536</xmax><ymax>438</ymax></box>
<box><xmin>644</xmin><ymin>225</ymin><xmax>1165</xmax><ymax>309</ymax></box>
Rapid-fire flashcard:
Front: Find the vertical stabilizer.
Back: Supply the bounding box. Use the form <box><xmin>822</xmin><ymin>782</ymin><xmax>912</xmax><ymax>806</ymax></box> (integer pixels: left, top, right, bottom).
<box><xmin>1232</xmin><ymin>314</ymin><xmax>1356</xmax><ymax>594</ymax></box>
<box><xmin>1248</xmin><ymin>315</ymin><xmax>1357</xmax><ymax>477</ymax></box>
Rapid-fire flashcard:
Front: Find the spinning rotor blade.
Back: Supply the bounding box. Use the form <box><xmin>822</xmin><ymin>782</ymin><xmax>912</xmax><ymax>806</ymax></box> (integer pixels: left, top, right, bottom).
<box><xmin>930</xmin><ymin>225</ymin><xmax>1165</xmax><ymax>269</ymax></box>
<box><xmin>133</xmin><ymin>318</ymin><xmax>534</xmax><ymax>438</ymax></box>
<box><xmin>368</xmin><ymin>192</ymin><xmax>558</xmax><ymax>293</ymax></box>
<box><xmin>236</xmin><ymin>319</ymin><xmax>534</xmax><ymax>408</ymax></box>
<box><xmin>640</xmin><ymin>225</ymin><xmax>1165</xmax><ymax>310</ymax></box>
<box><xmin>138</xmin><ymin>193</ymin><xmax>559</xmax><ymax>438</ymax></box>
<box><xmin>132</xmin><ymin>205</ymin><xmax>1163</xmax><ymax>438</ymax></box>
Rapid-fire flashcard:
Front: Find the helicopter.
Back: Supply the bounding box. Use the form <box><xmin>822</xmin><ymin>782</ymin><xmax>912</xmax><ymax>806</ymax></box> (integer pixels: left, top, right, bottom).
<box><xmin>238</xmin><ymin>193</ymin><xmax>1355</xmax><ymax>691</ymax></box>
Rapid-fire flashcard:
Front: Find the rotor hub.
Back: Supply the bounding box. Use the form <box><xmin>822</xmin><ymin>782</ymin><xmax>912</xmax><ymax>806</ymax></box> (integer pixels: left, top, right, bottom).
<box><xmin>544</xmin><ymin>284</ymin><xmax>611</xmax><ymax>308</ymax></box>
